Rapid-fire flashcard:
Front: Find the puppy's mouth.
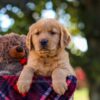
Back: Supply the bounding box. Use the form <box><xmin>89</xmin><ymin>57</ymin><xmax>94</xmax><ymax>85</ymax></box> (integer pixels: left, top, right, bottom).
<box><xmin>35</xmin><ymin>46</ymin><xmax>58</xmax><ymax>57</ymax></box>
<box><xmin>40</xmin><ymin>46</ymin><xmax>49</xmax><ymax>51</ymax></box>
<box><xmin>39</xmin><ymin>46</ymin><xmax>57</xmax><ymax>53</ymax></box>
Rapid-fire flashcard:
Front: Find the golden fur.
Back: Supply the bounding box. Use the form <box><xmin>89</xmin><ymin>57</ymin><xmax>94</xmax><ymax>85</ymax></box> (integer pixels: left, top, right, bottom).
<box><xmin>17</xmin><ymin>19</ymin><xmax>75</xmax><ymax>95</ymax></box>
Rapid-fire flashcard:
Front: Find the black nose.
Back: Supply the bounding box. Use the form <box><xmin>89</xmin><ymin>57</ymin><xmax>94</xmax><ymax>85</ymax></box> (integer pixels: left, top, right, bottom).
<box><xmin>16</xmin><ymin>46</ymin><xmax>23</xmax><ymax>52</ymax></box>
<box><xmin>40</xmin><ymin>39</ymin><xmax>48</xmax><ymax>47</ymax></box>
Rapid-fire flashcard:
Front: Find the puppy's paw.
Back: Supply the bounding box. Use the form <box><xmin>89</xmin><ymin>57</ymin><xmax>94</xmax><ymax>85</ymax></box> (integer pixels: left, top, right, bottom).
<box><xmin>17</xmin><ymin>78</ymin><xmax>32</xmax><ymax>94</ymax></box>
<box><xmin>52</xmin><ymin>79</ymin><xmax>68</xmax><ymax>95</ymax></box>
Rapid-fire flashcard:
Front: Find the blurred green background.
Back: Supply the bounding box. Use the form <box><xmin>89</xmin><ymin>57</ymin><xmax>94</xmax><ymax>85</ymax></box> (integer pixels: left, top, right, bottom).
<box><xmin>0</xmin><ymin>0</ymin><xmax>100</xmax><ymax>100</ymax></box>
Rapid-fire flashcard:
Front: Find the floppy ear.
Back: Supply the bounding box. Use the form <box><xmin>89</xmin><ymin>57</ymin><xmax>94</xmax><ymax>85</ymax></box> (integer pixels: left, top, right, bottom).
<box><xmin>60</xmin><ymin>26</ymin><xmax>71</xmax><ymax>48</ymax></box>
<box><xmin>26</xmin><ymin>24</ymin><xmax>34</xmax><ymax>51</ymax></box>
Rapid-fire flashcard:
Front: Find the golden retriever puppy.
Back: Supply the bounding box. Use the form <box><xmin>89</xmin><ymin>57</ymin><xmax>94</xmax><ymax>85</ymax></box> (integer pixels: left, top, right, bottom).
<box><xmin>17</xmin><ymin>18</ymin><xmax>75</xmax><ymax>95</ymax></box>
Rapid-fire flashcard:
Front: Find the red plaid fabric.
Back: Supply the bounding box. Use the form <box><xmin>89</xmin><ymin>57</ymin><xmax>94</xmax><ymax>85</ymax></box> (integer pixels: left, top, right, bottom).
<box><xmin>0</xmin><ymin>75</ymin><xmax>77</xmax><ymax>100</ymax></box>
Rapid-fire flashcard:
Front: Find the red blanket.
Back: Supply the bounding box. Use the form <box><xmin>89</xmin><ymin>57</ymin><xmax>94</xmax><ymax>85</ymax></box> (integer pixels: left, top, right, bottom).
<box><xmin>0</xmin><ymin>75</ymin><xmax>77</xmax><ymax>100</ymax></box>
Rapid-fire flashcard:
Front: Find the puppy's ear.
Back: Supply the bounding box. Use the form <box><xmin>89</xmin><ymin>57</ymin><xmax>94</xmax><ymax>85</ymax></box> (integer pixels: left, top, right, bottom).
<box><xmin>60</xmin><ymin>26</ymin><xmax>71</xmax><ymax>48</ymax></box>
<box><xmin>26</xmin><ymin>24</ymin><xmax>34</xmax><ymax>51</ymax></box>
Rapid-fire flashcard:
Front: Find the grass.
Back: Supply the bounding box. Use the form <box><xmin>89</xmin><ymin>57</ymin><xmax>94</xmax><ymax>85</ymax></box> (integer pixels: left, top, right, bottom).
<box><xmin>74</xmin><ymin>88</ymin><xmax>89</xmax><ymax>100</ymax></box>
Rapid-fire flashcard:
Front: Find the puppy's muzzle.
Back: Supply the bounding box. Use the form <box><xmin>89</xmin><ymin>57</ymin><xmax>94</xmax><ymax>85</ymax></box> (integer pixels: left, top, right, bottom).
<box><xmin>40</xmin><ymin>39</ymin><xmax>48</xmax><ymax>48</ymax></box>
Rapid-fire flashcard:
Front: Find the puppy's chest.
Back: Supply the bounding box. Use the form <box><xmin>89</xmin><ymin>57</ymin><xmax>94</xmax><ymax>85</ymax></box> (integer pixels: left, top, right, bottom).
<box><xmin>35</xmin><ymin>57</ymin><xmax>60</xmax><ymax>76</ymax></box>
<box><xmin>43</xmin><ymin>59</ymin><xmax>52</xmax><ymax>66</ymax></box>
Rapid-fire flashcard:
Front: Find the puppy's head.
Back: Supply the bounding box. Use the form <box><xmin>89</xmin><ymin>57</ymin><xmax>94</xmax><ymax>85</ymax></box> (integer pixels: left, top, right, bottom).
<box><xmin>26</xmin><ymin>19</ymin><xmax>71</xmax><ymax>53</ymax></box>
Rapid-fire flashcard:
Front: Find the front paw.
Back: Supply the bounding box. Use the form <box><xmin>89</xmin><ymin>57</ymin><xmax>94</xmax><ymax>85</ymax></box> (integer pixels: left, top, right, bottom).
<box><xmin>52</xmin><ymin>79</ymin><xmax>68</xmax><ymax>95</ymax></box>
<box><xmin>17</xmin><ymin>77</ymin><xmax>32</xmax><ymax>94</ymax></box>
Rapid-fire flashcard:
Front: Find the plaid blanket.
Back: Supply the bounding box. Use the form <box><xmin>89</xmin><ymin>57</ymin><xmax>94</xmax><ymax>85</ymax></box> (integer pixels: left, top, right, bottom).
<box><xmin>0</xmin><ymin>75</ymin><xmax>77</xmax><ymax>100</ymax></box>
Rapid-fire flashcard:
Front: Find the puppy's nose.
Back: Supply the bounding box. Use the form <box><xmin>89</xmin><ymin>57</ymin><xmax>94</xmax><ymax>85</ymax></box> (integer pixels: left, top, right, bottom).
<box><xmin>16</xmin><ymin>46</ymin><xmax>23</xmax><ymax>52</ymax></box>
<box><xmin>40</xmin><ymin>39</ymin><xmax>48</xmax><ymax>47</ymax></box>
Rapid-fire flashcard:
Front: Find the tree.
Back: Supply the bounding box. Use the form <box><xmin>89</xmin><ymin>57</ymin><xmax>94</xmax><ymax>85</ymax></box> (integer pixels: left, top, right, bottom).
<box><xmin>78</xmin><ymin>0</ymin><xmax>100</xmax><ymax>100</ymax></box>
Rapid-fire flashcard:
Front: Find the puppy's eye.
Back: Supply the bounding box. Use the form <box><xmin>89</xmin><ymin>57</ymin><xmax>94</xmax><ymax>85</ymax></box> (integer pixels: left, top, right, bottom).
<box><xmin>50</xmin><ymin>31</ymin><xmax>56</xmax><ymax>35</ymax></box>
<box><xmin>35</xmin><ymin>32</ymin><xmax>40</xmax><ymax>35</ymax></box>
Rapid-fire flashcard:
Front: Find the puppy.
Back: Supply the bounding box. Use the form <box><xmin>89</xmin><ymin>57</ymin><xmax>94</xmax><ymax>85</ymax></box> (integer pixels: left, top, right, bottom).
<box><xmin>17</xmin><ymin>18</ymin><xmax>75</xmax><ymax>95</ymax></box>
